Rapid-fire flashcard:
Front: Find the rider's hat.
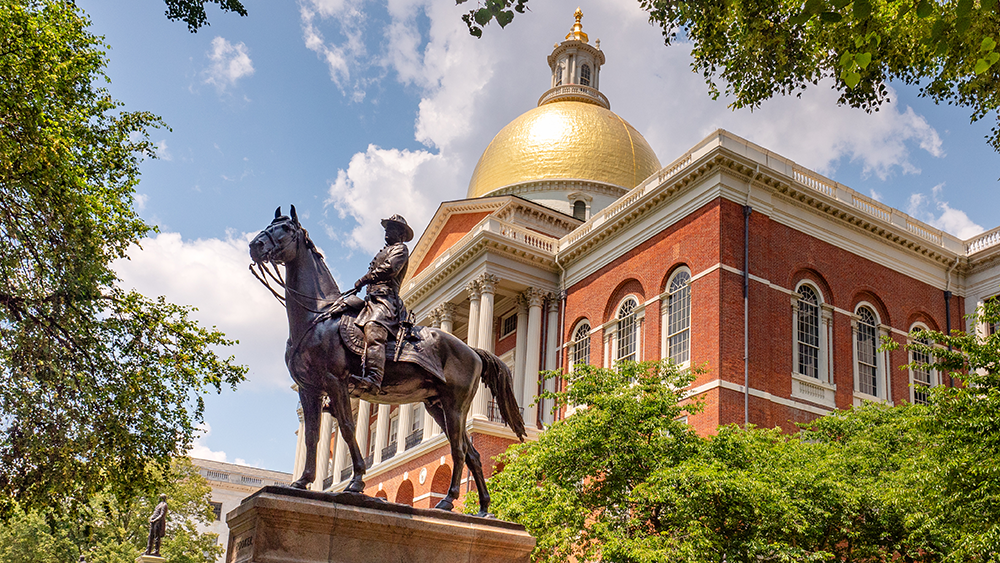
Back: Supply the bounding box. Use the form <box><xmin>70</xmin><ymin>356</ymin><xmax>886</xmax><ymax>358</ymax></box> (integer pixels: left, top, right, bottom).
<box><xmin>381</xmin><ymin>215</ymin><xmax>414</xmax><ymax>242</ymax></box>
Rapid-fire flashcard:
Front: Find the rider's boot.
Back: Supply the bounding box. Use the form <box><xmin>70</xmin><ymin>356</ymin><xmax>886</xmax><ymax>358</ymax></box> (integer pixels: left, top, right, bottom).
<box><xmin>361</xmin><ymin>323</ymin><xmax>388</xmax><ymax>394</ymax></box>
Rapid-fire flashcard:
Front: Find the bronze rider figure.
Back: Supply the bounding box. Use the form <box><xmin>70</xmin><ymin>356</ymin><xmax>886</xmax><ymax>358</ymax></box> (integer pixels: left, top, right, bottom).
<box><xmin>354</xmin><ymin>215</ymin><xmax>413</xmax><ymax>393</ymax></box>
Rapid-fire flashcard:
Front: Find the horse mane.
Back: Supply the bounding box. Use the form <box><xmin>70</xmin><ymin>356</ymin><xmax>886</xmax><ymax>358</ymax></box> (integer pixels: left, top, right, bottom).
<box><xmin>272</xmin><ymin>215</ymin><xmax>341</xmax><ymax>295</ymax></box>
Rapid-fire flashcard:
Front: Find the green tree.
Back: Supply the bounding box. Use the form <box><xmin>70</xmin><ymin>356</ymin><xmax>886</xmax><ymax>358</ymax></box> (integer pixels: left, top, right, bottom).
<box><xmin>162</xmin><ymin>0</ymin><xmax>247</xmax><ymax>32</ymax></box>
<box><xmin>0</xmin><ymin>457</ymin><xmax>223</xmax><ymax>563</ymax></box>
<box><xmin>459</xmin><ymin>0</ymin><xmax>1000</xmax><ymax>155</ymax></box>
<box><xmin>486</xmin><ymin>362</ymin><xmax>949</xmax><ymax>562</ymax></box>
<box><xmin>0</xmin><ymin>0</ymin><xmax>245</xmax><ymax>518</ymax></box>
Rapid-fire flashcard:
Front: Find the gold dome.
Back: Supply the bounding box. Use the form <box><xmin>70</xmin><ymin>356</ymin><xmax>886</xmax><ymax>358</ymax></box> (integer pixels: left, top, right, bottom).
<box><xmin>467</xmin><ymin>101</ymin><xmax>661</xmax><ymax>199</ymax></box>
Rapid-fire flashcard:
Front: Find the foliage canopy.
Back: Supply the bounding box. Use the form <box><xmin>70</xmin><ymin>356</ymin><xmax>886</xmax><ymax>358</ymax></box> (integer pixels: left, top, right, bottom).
<box><xmin>460</xmin><ymin>0</ymin><xmax>1000</xmax><ymax>154</ymax></box>
<box><xmin>0</xmin><ymin>0</ymin><xmax>245</xmax><ymax>517</ymax></box>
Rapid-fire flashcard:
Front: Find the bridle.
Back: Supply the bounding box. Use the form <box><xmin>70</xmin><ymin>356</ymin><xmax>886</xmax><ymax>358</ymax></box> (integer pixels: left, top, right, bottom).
<box><xmin>249</xmin><ymin>220</ymin><xmax>357</xmax><ymax>315</ymax></box>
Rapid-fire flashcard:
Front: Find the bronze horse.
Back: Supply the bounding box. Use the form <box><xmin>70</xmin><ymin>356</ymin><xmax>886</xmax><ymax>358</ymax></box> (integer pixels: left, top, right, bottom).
<box><xmin>249</xmin><ymin>206</ymin><xmax>525</xmax><ymax>515</ymax></box>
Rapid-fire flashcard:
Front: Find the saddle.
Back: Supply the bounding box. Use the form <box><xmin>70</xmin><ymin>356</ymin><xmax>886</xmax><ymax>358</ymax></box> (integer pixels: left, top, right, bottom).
<box><xmin>335</xmin><ymin>305</ymin><xmax>447</xmax><ymax>384</ymax></box>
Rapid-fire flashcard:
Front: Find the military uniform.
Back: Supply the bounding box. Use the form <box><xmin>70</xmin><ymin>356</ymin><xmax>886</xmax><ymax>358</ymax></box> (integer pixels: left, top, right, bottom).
<box><xmin>355</xmin><ymin>215</ymin><xmax>413</xmax><ymax>391</ymax></box>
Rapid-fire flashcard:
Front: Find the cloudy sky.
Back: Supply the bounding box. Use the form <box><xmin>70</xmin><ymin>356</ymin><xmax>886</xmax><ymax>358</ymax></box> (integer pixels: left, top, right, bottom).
<box><xmin>78</xmin><ymin>0</ymin><xmax>998</xmax><ymax>472</ymax></box>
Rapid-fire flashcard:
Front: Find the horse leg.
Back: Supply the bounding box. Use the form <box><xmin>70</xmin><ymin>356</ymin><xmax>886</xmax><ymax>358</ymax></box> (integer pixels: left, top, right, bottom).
<box><xmin>292</xmin><ymin>386</ymin><xmax>322</xmax><ymax>489</ymax></box>
<box><xmin>427</xmin><ymin>401</ymin><xmax>468</xmax><ymax>512</ymax></box>
<box><xmin>328</xmin><ymin>383</ymin><xmax>366</xmax><ymax>493</ymax></box>
<box><xmin>463</xmin><ymin>434</ymin><xmax>491</xmax><ymax>517</ymax></box>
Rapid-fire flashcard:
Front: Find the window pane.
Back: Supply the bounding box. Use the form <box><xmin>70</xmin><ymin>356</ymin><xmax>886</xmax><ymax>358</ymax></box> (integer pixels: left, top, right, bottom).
<box><xmin>581</xmin><ymin>64</ymin><xmax>591</xmax><ymax>86</ymax></box>
<box><xmin>667</xmin><ymin>272</ymin><xmax>691</xmax><ymax>364</ymax></box>
<box><xmin>857</xmin><ymin>308</ymin><xmax>878</xmax><ymax>396</ymax></box>
<box><xmin>912</xmin><ymin>337</ymin><xmax>932</xmax><ymax>405</ymax></box>
<box><xmin>617</xmin><ymin>299</ymin><xmax>637</xmax><ymax>363</ymax></box>
<box><xmin>573</xmin><ymin>323</ymin><xmax>591</xmax><ymax>366</ymax></box>
<box><xmin>797</xmin><ymin>286</ymin><xmax>820</xmax><ymax>378</ymax></box>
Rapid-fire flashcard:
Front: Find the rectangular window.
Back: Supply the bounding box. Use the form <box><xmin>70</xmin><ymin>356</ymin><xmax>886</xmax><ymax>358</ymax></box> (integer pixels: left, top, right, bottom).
<box><xmin>857</xmin><ymin>320</ymin><xmax>878</xmax><ymax>395</ymax></box>
<box><xmin>211</xmin><ymin>501</ymin><xmax>223</xmax><ymax>521</ymax></box>
<box><xmin>500</xmin><ymin>312</ymin><xmax>517</xmax><ymax>338</ymax></box>
<box><xmin>388</xmin><ymin>415</ymin><xmax>399</xmax><ymax>445</ymax></box>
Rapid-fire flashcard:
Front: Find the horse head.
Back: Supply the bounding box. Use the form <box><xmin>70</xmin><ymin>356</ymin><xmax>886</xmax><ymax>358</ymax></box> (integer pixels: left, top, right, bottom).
<box><xmin>250</xmin><ymin>205</ymin><xmax>304</xmax><ymax>265</ymax></box>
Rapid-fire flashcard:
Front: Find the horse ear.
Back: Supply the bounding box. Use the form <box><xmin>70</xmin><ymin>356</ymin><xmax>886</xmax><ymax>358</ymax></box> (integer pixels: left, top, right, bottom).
<box><xmin>290</xmin><ymin>205</ymin><xmax>299</xmax><ymax>224</ymax></box>
<box><xmin>274</xmin><ymin>206</ymin><xmax>281</xmax><ymax>219</ymax></box>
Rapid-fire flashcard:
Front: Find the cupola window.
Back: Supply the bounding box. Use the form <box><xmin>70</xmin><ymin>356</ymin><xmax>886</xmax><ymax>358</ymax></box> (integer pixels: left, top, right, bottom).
<box><xmin>580</xmin><ymin>64</ymin><xmax>591</xmax><ymax>86</ymax></box>
<box><xmin>573</xmin><ymin>200</ymin><xmax>587</xmax><ymax>220</ymax></box>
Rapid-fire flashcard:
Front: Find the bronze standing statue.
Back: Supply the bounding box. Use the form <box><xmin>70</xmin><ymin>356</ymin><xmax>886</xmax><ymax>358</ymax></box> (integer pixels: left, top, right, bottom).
<box><xmin>249</xmin><ymin>207</ymin><xmax>525</xmax><ymax>516</ymax></box>
<box><xmin>144</xmin><ymin>494</ymin><xmax>168</xmax><ymax>556</ymax></box>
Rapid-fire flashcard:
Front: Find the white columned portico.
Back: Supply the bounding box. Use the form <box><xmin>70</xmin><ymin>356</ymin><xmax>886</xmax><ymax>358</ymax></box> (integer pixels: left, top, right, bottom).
<box><xmin>293</xmin><ymin>406</ymin><xmax>306</xmax><ymax>480</ymax></box>
<box><xmin>355</xmin><ymin>400</ymin><xmax>371</xmax><ymax>460</ymax></box>
<box><xmin>472</xmin><ymin>274</ymin><xmax>499</xmax><ymax>419</ymax></box>
<box><xmin>312</xmin><ymin>411</ymin><xmax>334</xmax><ymax>490</ymax></box>
<box><xmin>467</xmin><ymin>281</ymin><xmax>482</xmax><ymax>347</ymax></box>
<box><xmin>373</xmin><ymin>403</ymin><xmax>390</xmax><ymax>464</ymax></box>
<box><xmin>439</xmin><ymin>302</ymin><xmax>455</xmax><ymax>334</ymax></box>
<box><xmin>332</xmin><ymin>422</ymin><xmax>347</xmax><ymax>483</ymax></box>
<box><xmin>542</xmin><ymin>294</ymin><xmax>560</xmax><ymax>424</ymax></box>
<box><xmin>522</xmin><ymin>289</ymin><xmax>545</xmax><ymax>428</ymax></box>
<box><xmin>513</xmin><ymin>296</ymin><xmax>529</xmax><ymax>405</ymax></box>
<box><xmin>396</xmin><ymin>403</ymin><xmax>413</xmax><ymax>456</ymax></box>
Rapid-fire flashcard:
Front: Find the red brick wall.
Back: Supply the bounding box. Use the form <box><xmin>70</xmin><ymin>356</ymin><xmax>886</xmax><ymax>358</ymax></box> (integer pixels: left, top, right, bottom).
<box><xmin>413</xmin><ymin>212</ymin><xmax>491</xmax><ymax>276</ymax></box>
<box><xmin>563</xmin><ymin>196</ymin><xmax>961</xmax><ymax>434</ymax></box>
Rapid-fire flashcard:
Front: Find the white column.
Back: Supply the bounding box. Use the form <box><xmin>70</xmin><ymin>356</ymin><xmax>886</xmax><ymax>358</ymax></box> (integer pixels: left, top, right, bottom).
<box><xmin>422</xmin><ymin>407</ymin><xmax>438</xmax><ymax>440</ymax></box>
<box><xmin>373</xmin><ymin>403</ymin><xmax>390</xmax><ymax>464</ymax></box>
<box><xmin>397</xmin><ymin>404</ymin><xmax>413</xmax><ymax>456</ymax></box>
<box><xmin>471</xmin><ymin>275</ymin><xmax>498</xmax><ymax>420</ymax></box>
<box><xmin>429</xmin><ymin>310</ymin><xmax>441</xmax><ymax>329</ymax></box>
<box><xmin>977</xmin><ymin>299</ymin><xmax>989</xmax><ymax>338</ymax></box>
<box><xmin>543</xmin><ymin>295</ymin><xmax>560</xmax><ymax>424</ymax></box>
<box><xmin>513</xmin><ymin>295</ymin><xmax>528</xmax><ymax>406</ymax></box>
<box><xmin>467</xmin><ymin>281</ymin><xmax>481</xmax><ymax>347</ymax></box>
<box><xmin>522</xmin><ymin>289</ymin><xmax>544</xmax><ymax>428</ymax></box>
<box><xmin>312</xmin><ymin>411</ymin><xmax>334</xmax><ymax>490</ymax></box>
<box><xmin>332</xmin><ymin>422</ymin><xmax>347</xmax><ymax>483</ymax></box>
<box><xmin>439</xmin><ymin>302</ymin><xmax>455</xmax><ymax>334</ymax></box>
<box><xmin>293</xmin><ymin>407</ymin><xmax>306</xmax><ymax>481</ymax></box>
<box><xmin>355</xmin><ymin>400</ymin><xmax>371</xmax><ymax>460</ymax></box>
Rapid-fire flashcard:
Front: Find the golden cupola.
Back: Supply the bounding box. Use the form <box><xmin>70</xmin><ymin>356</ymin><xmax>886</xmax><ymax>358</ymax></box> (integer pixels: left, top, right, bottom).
<box><xmin>467</xmin><ymin>8</ymin><xmax>661</xmax><ymax>220</ymax></box>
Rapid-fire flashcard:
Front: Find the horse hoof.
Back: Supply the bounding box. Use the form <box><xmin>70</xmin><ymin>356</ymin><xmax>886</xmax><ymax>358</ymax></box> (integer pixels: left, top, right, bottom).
<box><xmin>290</xmin><ymin>478</ymin><xmax>310</xmax><ymax>489</ymax></box>
<box><xmin>434</xmin><ymin>499</ymin><xmax>454</xmax><ymax>512</ymax></box>
<box><xmin>476</xmin><ymin>511</ymin><xmax>493</xmax><ymax>518</ymax></box>
<box><xmin>346</xmin><ymin>480</ymin><xmax>365</xmax><ymax>494</ymax></box>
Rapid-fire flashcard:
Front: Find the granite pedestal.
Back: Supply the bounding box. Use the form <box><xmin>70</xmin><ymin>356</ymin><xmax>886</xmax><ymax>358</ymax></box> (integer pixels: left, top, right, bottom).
<box><xmin>225</xmin><ymin>486</ymin><xmax>535</xmax><ymax>563</ymax></box>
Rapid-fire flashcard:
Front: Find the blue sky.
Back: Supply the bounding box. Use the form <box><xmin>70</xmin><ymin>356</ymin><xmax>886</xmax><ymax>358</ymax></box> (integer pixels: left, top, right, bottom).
<box><xmin>78</xmin><ymin>0</ymin><xmax>999</xmax><ymax>472</ymax></box>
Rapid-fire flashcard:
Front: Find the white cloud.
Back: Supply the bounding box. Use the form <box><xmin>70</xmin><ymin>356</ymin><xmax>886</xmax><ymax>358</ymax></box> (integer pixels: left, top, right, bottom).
<box><xmin>114</xmin><ymin>231</ymin><xmax>291</xmax><ymax>389</ymax></box>
<box><xmin>204</xmin><ymin>37</ymin><xmax>255</xmax><ymax>93</ymax></box>
<box><xmin>155</xmin><ymin>139</ymin><xmax>172</xmax><ymax>161</ymax></box>
<box><xmin>189</xmin><ymin>423</ymin><xmax>257</xmax><ymax>466</ymax></box>
<box><xmin>906</xmin><ymin>184</ymin><xmax>984</xmax><ymax>239</ymax></box>
<box><xmin>307</xmin><ymin>0</ymin><xmax>948</xmax><ymax>253</ymax></box>
<box><xmin>133</xmin><ymin>193</ymin><xmax>149</xmax><ymax>212</ymax></box>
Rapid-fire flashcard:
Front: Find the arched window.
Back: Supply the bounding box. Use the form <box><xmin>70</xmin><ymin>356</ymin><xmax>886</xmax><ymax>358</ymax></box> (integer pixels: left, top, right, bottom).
<box><xmin>580</xmin><ymin>64</ymin><xmax>591</xmax><ymax>86</ymax></box>
<box><xmin>796</xmin><ymin>286</ymin><xmax>820</xmax><ymax>378</ymax></box>
<box><xmin>909</xmin><ymin>323</ymin><xmax>936</xmax><ymax>405</ymax></box>
<box><xmin>665</xmin><ymin>269</ymin><xmax>691</xmax><ymax>365</ymax></box>
<box><xmin>855</xmin><ymin>306</ymin><xmax>880</xmax><ymax>397</ymax></box>
<box><xmin>572</xmin><ymin>322</ymin><xmax>591</xmax><ymax>368</ymax></box>
<box><xmin>616</xmin><ymin>298</ymin><xmax>639</xmax><ymax>363</ymax></box>
<box><xmin>573</xmin><ymin>200</ymin><xmax>587</xmax><ymax>220</ymax></box>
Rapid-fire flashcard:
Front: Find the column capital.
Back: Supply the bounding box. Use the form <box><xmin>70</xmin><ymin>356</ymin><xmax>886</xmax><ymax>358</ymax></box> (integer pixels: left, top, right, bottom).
<box><xmin>437</xmin><ymin>302</ymin><xmax>456</xmax><ymax>323</ymax></box>
<box><xmin>524</xmin><ymin>288</ymin><xmax>545</xmax><ymax>308</ymax></box>
<box><xmin>467</xmin><ymin>280</ymin><xmax>482</xmax><ymax>300</ymax></box>
<box><xmin>428</xmin><ymin>309</ymin><xmax>441</xmax><ymax>329</ymax></box>
<box><xmin>478</xmin><ymin>273</ymin><xmax>500</xmax><ymax>295</ymax></box>
<box><xmin>546</xmin><ymin>293</ymin><xmax>560</xmax><ymax>313</ymax></box>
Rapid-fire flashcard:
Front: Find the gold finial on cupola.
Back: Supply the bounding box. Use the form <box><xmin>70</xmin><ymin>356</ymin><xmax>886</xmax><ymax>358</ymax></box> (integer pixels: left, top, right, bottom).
<box><xmin>565</xmin><ymin>7</ymin><xmax>589</xmax><ymax>43</ymax></box>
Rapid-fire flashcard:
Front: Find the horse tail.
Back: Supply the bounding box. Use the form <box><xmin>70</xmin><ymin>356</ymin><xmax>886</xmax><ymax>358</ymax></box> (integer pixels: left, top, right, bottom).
<box><xmin>474</xmin><ymin>348</ymin><xmax>526</xmax><ymax>441</ymax></box>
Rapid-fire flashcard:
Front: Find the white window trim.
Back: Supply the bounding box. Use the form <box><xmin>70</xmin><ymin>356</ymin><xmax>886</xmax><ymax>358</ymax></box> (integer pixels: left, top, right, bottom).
<box><xmin>852</xmin><ymin>302</ymin><xmax>892</xmax><ymax>406</ymax></box>
<box><xmin>790</xmin><ymin>282</ymin><xmax>834</xmax><ymax>385</ymax></box>
<box><xmin>605</xmin><ymin>295</ymin><xmax>645</xmax><ymax>367</ymax></box>
<box><xmin>570</xmin><ymin>319</ymin><xmax>592</xmax><ymax>371</ymax></box>
<box><xmin>661</xmin><ymin>268</ymin><xmax>692</xmax><ymax>369</ymax></box>
<box><xmin>388</xmin><ymin>410</ymin><xmax>399</xmax><ymax>446</ymax></box>
<box><xmin>907</xmin><ymin>322</ymin><xmax>938</xmax><ymax>405</ymax></box>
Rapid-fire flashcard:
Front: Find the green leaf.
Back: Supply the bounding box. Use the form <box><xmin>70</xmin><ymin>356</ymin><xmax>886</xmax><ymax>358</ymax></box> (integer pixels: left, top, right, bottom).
<box><xmin>840</xmin><ymin>51</ymin><xmax>856</xmax><ymax>67</ymax></box>
<box><xmin>496</xmin><ymin>9</ymin><xmax>514</xmax><ymax>28</ymax></box>
<box><xmin>855</xmin><ymin>52</ymin><xmax>872</xmax><ymax>69</ymax></box>
<box><xmin>804</xmin><ymin>0</ymin><xmax>826</xmax><ymax>15</ymax></box>
<box><xmin>975</xmin><ymin>58</ymin><xmax>991</xmax><ymax>74</ymax></box>
<box><xmin>982</xmin><ymin>37</ymin><xmax>998</xmax><ymax>52</ymax></box>
<box><xmin>820</xmin><ymin>11</ymin><xmax>843</xmax><ymax>22</ymax></box>
<box><xmin>844</xmin><ymin>70</ymin><xmax>861</xmax><ymax>88</ymax></box>
<box><xmin>853</xmin><ymin>0</ymin><xmax>872</xmax><ymax>20</ymax></box>
<box><xmin>916</xmin><ymin>0</ymin><xmax>933</xmax><ymax>18</ymax></box>
<box><xmin>983</xmin><ymin>0</ymin><xmax>998</xmax><ymax>10</ymax></box>
<box><xmin>956</xmin><ymin>16</ymin><xmax>971</xmax><ymax>34</ymax></box>
<box><xmin>956</xmin><ymin>0</ymin><xmax>973</xmax><ymax>19</ymax></box>
<box><xmin>831</xmin><ymin>0</ymin><xmax>851</xmax><ymax>9</ymax></box>
<box><xmin>788</xmin><ymin>11</ymin><xmax>811</xmax><ymax>25</ymax></box>
<box><xmin>474</xmin><ymin>7</ymin><xmax>492</xmax><ymax>26</ymax></box>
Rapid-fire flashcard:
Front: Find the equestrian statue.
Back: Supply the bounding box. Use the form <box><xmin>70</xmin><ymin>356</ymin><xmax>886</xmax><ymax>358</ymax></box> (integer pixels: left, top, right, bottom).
<box><xmin>249</xmin><ymin>206</ymin><xmax>525</xmax><ymax>516</ymax></box>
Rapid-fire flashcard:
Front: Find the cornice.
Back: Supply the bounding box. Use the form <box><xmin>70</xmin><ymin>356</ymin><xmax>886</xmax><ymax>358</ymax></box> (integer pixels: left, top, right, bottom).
<box><xmin>483</xmin><ymin>178</ymin><xmax>627</xmax><ymax>201</ymax></box>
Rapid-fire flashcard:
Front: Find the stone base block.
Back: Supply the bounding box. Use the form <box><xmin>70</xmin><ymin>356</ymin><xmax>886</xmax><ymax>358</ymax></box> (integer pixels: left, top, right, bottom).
<box><xmin>225</xmin><ymin>486</ymin><xmax>534</xmax><ymax>563</ymax></box>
